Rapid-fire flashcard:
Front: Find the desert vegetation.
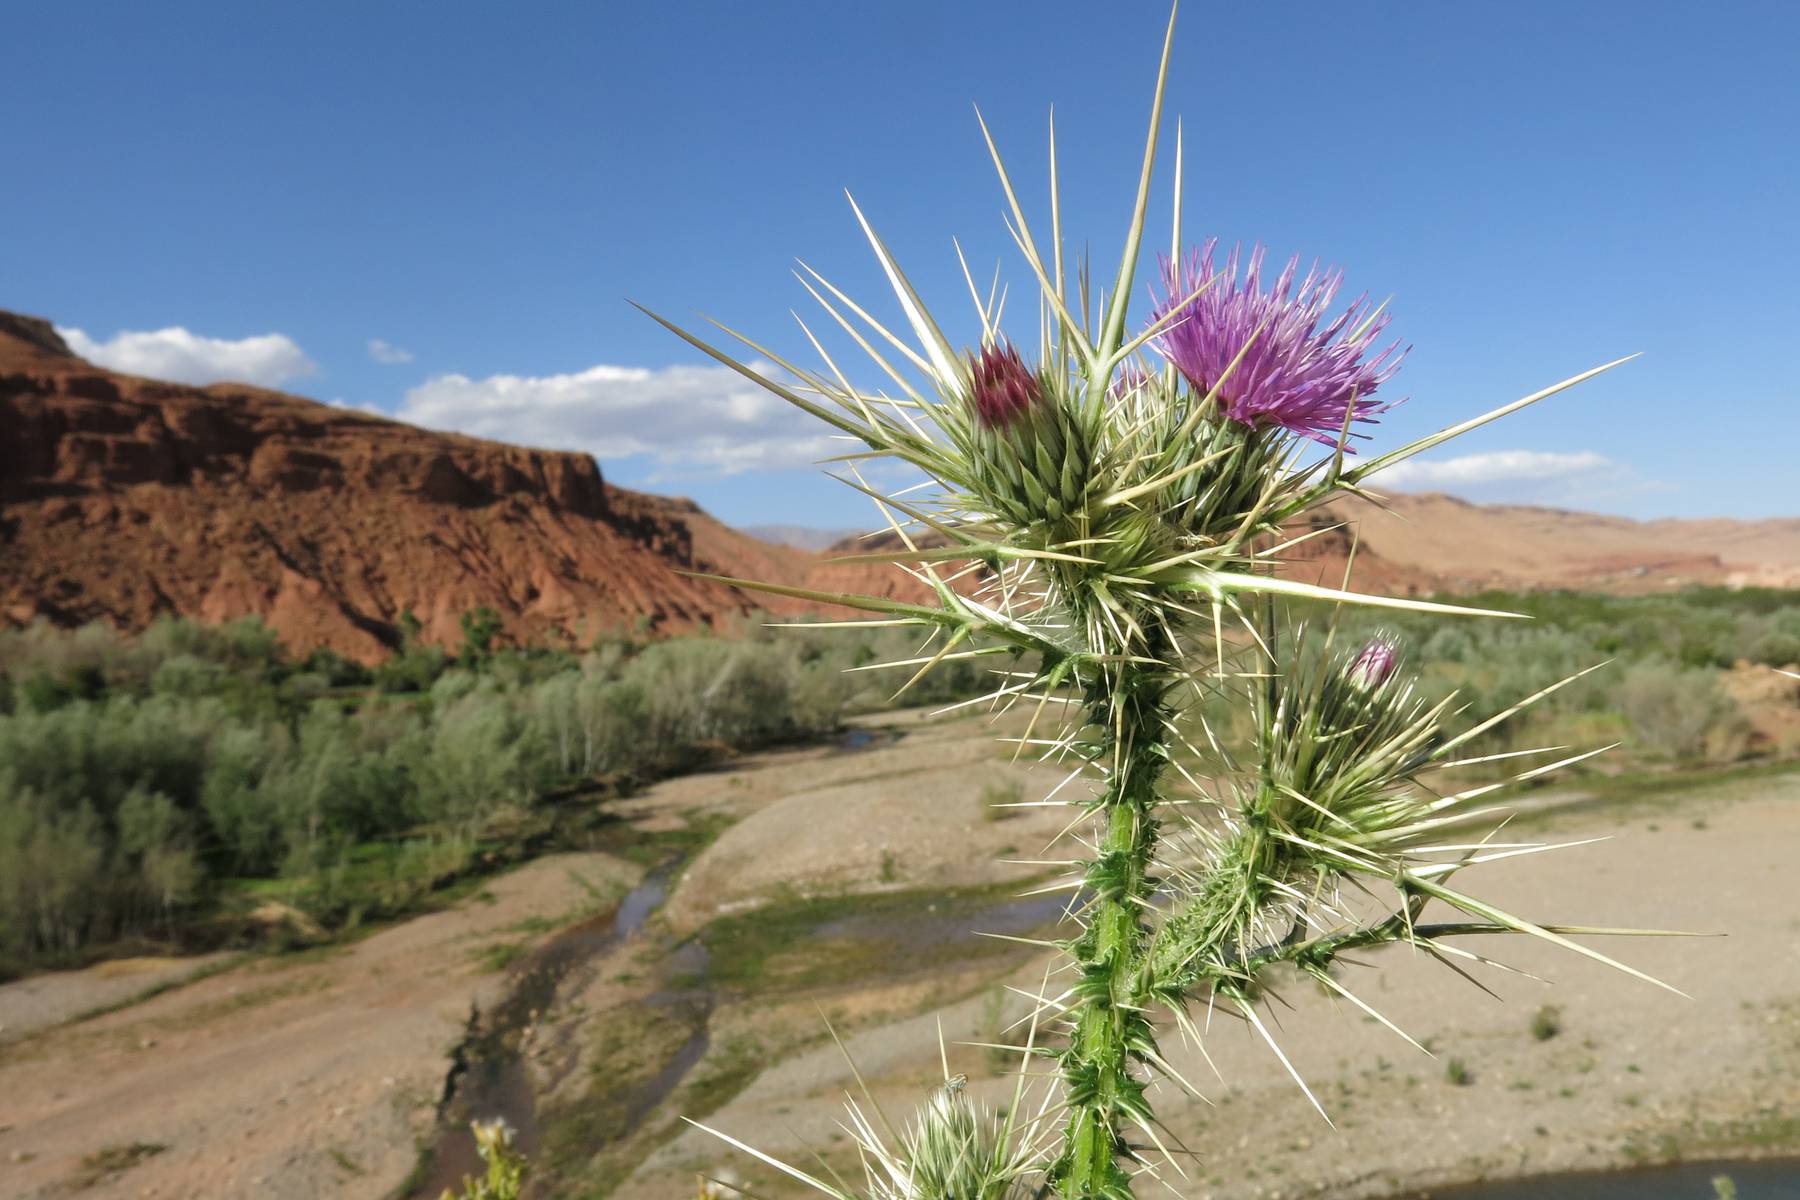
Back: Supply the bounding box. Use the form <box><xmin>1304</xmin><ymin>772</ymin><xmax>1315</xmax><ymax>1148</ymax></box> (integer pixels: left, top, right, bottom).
<box><xmin>1274</xmin><ymin>586</ymin><xmax>1800</xmax><ymax>768</ymax></box>
<box><xmin>0</xmin><ymin>612</ymin><xmax>985</xmax><ymax>976</ymax></box>
<box><xmin>2</xmin><ymin>587</ymin><xmax>1789</xmax><ymax>979</ymax></box>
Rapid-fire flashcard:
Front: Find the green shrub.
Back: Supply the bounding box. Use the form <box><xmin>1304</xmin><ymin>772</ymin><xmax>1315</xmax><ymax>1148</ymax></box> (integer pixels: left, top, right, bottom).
<box><xmin>373</xmin><ymin>644</ymin><xmax>449</xmax><ymax>693</ymax></box>
<box><xmin>1617</xmin><ymin>658</ymin><xmax>1747</xmax><ymax>762</ymax></box>
<box><xmin>299</xmin><ymin>646</ymin><xmax>371</xmax><ymax>688</ymax></box>
<box><xmin>460</xmin><ymin>606</ymin><xmax>504</xmax><ymax>662</ymax></box>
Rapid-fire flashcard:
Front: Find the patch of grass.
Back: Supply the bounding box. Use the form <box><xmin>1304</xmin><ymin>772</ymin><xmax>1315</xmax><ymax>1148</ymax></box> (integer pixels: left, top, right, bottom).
<box><xmin>1446</xmin><ymin>1058</ymin><xmax>1473</xmax><ymax>1087</ymax></box>
<box><xmin>475</xmin><ymin>941</ymin><xmax>528</xmax><ymax>973</ymax></box>
<box><xmin>979</xmin><ymin>777</ymin><xmax>1024</xmax><ymax>822</ymax></box>
<box><xmin>879</xmin><ymin>851</ymin><xmax>900</xmax><ymax>883</ymax></box>
<box><xmin>263</xmin><ymin>937</ymin><xmax>360</xmax><ymax>968</ymax></box>
<box><xmin>1674</xmin><ymin>1105</ymin><xmax>1800</xmax><ymax>1155</ymax></box>
<box><xmin>566</xmin><ymin>866</ymin><xmax>631</xmax><ymax>909</ymax></box>
<box><xmin>596</xmin><ymin>812</ymin><xmax>733</xmax><ymax>869</ymax></box>
<box><xmin>152</xmin><ymin>973</ymin><xmax>332</xmax><ymax>1032</ymax></box>
<box><xmin>980</xmin><ymin>987</ymin><xmax>1014</xmax><ymax>1074</ymax></box>
<box><xmin>535</xmin><ymin>999</ymin><xmax>721</xmax><ymax>1199</ymax></box>
<box><xmin>1530</xmin><ymin>1004</ymin><xmax>1563</xmax><ymax>1041</ymax></box>
<box><xmin>694</xmin><ymin>881</ymin><xmax>1050</xmax><ymax>994</ymax></box>
<box><xmin>328</xmin><ymin>1146</ymin><xmax>366</xmax><ymax>1176</ymax></box>
<box><xmin>682</xmin><ymin>1033</ymin><xmax>765</xmax><ymax>1116</ymax></box>
<box><xmin>394</xmin><ymin>1143</ymin><xmax>435</xmax><ymax>1198</ymax></box>
<box><xmin>69</xmin><ymin>954</ymin><xmax>248</xmax><ymax>1024</ymax></box>
<box><xmin>72</xmin><ymin>1142</ymin><xmax>166</xmax><ymax>1188</ymax></box>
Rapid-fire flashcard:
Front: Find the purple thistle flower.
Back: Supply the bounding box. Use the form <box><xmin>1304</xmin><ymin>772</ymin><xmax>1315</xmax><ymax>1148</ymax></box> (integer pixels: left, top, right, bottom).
<box><xmin>1153</xmin><ymin>240</ymin><xmax>1406</xmax><ymax>446</ymax></box>
<box><xmin>968</xmin><ymin>341</ymin><xmax>1043</xmax><ymax>430</ymax></box>
<box><xmin>1347</xmin><ymin>637</ymin><xmax>1400</xmax><ymax>690</ymax></box>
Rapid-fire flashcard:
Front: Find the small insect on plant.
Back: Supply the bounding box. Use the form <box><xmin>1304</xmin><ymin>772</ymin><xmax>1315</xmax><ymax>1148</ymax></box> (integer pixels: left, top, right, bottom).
<box><xmin>638</xmin><ymin>5</ymin><xmax>1688</xmax><ymax>1198</ymax></box>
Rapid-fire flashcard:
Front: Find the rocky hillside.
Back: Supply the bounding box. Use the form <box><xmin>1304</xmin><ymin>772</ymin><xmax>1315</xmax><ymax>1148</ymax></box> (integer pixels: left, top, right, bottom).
<box><xmin>4</xmin><ymin>306</ymin><xmax>1794</xmax><ymax>660</ymax></box>
<box><xmin>0</xmin><ymin>311</ymin><xmax>819</xmax><ymax>660</ymax></box>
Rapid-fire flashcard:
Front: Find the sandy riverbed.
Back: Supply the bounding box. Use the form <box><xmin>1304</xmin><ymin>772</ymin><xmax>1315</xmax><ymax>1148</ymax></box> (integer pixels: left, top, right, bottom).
<box><xmin>0</xmin><ymin>852</ymin><xmax>640</xmax><ymax>1199</ymax></box>
<box><xmin>628</xmin><ymin>760</ymin><xmax>1800</xmax><ymax>1200</ymax></box>
<box><xmin>1</xmin><ymin>707</ymin><xmax>1796</xmax><ymax>1200</ymax></box>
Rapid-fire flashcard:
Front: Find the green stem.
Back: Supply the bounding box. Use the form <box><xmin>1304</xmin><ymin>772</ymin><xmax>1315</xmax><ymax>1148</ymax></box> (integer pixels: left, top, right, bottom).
<box><xmin>1052</xmin><ymin>667</ymin><xmax>1169</xmax><ymax>1200</ymax></box>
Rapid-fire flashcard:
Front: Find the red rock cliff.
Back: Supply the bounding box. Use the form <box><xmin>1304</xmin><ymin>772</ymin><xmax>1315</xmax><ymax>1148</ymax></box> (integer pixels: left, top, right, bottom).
<box><xmin>0</xmin><ymin>310</ymin><xmax>817</xmax><ymax>660</ymax></box>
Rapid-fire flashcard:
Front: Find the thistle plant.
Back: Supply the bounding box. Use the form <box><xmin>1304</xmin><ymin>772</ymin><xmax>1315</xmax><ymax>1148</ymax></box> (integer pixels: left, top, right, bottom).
<box><xmin>694</xmin><ymin>1024</ymin><xmax>1056</xmax><ymax>1200</ymax></box>
<box><xmin>641</xmin><ymin>8</ymin><xmax>1672</xmax><ymax>1198</ymax></box>
<box><xmin>438</xmin><ymin>1119</ymin><xmax>526</xmax><ymax>1200</ymax></box>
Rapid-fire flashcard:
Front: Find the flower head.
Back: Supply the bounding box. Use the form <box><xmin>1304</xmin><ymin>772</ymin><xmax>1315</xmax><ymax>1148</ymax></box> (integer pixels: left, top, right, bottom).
<box><xmin>1347</xmin><ymin>636</ymin><xmax>1399</xmax><ymax>690</ymax></box>
<box><xmin>471</xmin><ymin>1117</ymin><xmax>517</xmax><ymax>1152</ymax></box>
<box><xmin>967</xmin><ymin>341</ymin><xmax>1043</xmax><ymax>430</ymax></box>
<box><xmin>1153</xmin><ymin>240</ymin><xmax>1405</xmax><ymax>445</ymax></box>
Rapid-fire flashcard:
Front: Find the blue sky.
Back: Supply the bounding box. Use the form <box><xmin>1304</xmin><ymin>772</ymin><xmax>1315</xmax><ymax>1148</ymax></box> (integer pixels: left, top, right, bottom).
<box><xmin>3</xmin><ymin>2</ymin><xmax>1795</xmax><ymax>527</ymax></box>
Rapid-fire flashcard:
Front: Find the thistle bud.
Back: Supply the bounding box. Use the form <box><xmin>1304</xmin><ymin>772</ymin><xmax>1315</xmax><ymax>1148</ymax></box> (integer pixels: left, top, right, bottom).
<box><xmin>1346</xmin><ymin>637</ymin><xmax>1399</xmax><ymax>690</ymax></box>
<box><xmin>695</xmin><ymin>1169</ymin><xmax>745</xmax><ymax>1200</ymax></box>
<box><xmin>907</xmin><ymin>1078</ymin><xmax>1002</xmax><ymax>1200</ymax></box>
<box><xmin>969</xmin><ymin>341</ymin><xmax>1043</xmax><ymax>430</ymax></box>
<box><xmin>960</xmin><ymin>341</ymin><xmax>1092</xmax><ymax>528</ymax></box>
<box><xmin>471</xmin><ymin>1117</ymin><xmax>517</xmax><ymax>1154</ymax></box>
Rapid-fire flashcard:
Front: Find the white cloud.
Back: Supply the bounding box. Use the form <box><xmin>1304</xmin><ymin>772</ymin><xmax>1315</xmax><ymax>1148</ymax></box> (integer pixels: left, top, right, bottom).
<box><xmin>58</xmin><ymin>324</ymin><xmax>317</xmax><ymax>388</ymax></box>
<box><xmin>367</xmin><ymin>338</ymin><xmax>414</xmax><ymax>365</ymax></box>
<box><xmin>396</xmin><ymin>361</ymin><xmax>841</xmax><ymax>474</ymax></box>
<box><xmin>1374</xmin><ymin>450</ymin><xmax>1613</xmax><ymax>490</ymax></box>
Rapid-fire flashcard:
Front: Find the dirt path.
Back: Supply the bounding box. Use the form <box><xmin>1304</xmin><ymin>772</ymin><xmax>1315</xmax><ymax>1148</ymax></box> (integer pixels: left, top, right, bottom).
<box><xmin>0</xmin><ymin>852</ymin><xmax>639</xmax><ymax>1200</ymax></box>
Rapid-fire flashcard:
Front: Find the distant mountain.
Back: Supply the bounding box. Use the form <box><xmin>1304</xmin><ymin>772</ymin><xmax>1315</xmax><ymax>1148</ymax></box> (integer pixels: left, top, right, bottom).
<box><xmin>1309</xmin><ymin>491</ymin><xmax>1800</xmax><ymax>594</ymax></box>
<box><xmin>3</xmin><ymin>306</ymin><xmax>1794</xmax><ymax>662</ymax></box>
<box><xmin>815</xmin><ymin>492</ymin><xmax>1800</xmax><ymax>600</ymax></box>
<box><xmin>742</xmin><ymin>524</ymin><xmax>865</xmax><ymax>552</ymax></box>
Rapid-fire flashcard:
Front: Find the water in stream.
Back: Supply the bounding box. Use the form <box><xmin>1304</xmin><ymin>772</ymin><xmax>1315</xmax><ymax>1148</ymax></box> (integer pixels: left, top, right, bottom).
<box><xmin>409</xmin><ymin>871</ymin><xmax>1074</xmax><ymax>1195</ymax></box>
<box><xmin>409</xmin><ymin>857</ymin><xmax>688</xmax><ymax>1198</ymax></box>
<box><xmin>411</xmin><ymin>724</ymin><xmax>912</xmax><ymax>1195</ymax></box>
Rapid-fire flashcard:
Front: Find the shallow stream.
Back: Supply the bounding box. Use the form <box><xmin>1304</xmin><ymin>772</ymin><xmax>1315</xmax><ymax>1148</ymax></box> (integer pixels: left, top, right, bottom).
<box><xmin>407</xmin><ymin>863</ymin><xmax>1078</xmax><ymax>1195</ymax></box>
<box><xmin>408</xmin><ymin>856</ymin><xmax>688</xmax><ymax>1197</ymax></box>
